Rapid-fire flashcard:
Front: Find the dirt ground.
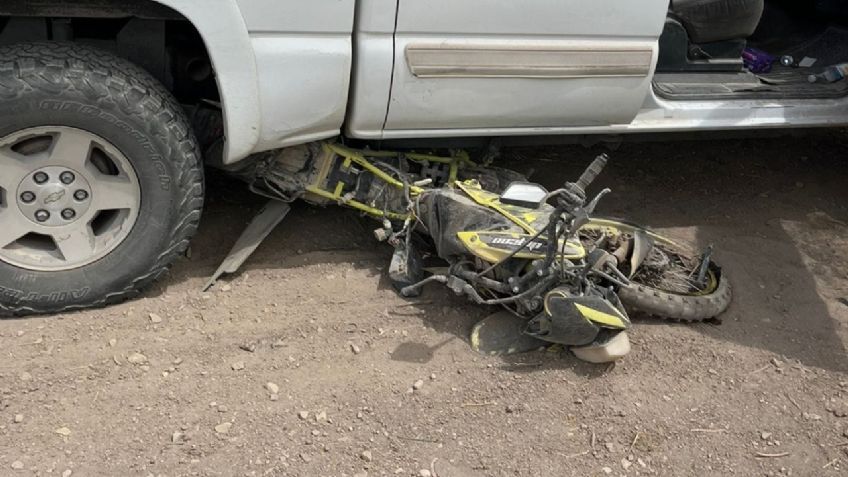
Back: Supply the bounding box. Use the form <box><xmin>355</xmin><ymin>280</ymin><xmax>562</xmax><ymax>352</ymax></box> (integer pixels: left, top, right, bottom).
<box><xmin>2</xmin><ymin>131</ymin><xmax>848</xmax><ymax>477</ymax></box>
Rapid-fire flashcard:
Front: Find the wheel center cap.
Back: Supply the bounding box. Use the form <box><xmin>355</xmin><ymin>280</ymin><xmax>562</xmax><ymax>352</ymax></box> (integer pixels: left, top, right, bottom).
<box><xmin>43</xmin><ymin>187</ymin><xmax>67</xmax><ymax>206</ymax></box>
<box><xmin>17</xmin><ymin>166</ymin><xmax>93</xmax><ymax>227</ymax></box>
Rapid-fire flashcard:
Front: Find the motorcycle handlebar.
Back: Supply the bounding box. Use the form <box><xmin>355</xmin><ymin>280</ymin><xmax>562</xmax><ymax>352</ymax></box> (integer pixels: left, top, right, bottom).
<box><xmin>575</xmin><ymin>153</ymin><xmax>609</xmax><ymax>193</ymax></box>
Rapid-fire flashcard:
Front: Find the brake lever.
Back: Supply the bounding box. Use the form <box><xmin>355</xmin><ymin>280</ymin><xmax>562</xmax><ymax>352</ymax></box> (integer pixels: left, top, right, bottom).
<box><xmin>559</xmin><ymin>188</ymin><xmax>609</xmax><ymax>244</ymax></box>
<box><xmin>584</xmin><ymin>188</ymin><xmax>611</xmax><ymax>215</ymax></box>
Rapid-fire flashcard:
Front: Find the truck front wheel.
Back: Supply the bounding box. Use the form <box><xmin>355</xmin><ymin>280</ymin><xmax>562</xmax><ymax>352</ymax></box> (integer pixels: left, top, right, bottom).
<box><xmin>0</xmin><ymin>43</ymin><xmax>204</xmax><ymax>316</ymax></box>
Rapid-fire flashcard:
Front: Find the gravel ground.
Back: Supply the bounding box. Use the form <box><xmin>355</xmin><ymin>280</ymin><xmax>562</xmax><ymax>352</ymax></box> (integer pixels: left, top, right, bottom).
<box><xmin>1</xmin><ymin>130</ymin><xmax>847</xmax><ymax>477</ymax></box>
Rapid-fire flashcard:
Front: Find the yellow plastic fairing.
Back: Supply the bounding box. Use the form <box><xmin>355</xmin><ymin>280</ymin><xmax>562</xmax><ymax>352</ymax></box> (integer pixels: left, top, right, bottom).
<box><xmin>574</xmin><ymin>303</ymin><xmax>628</xmax><ymax>329</ymax></box>
<box><xmin>457</xmin><ymin>231</ymin><xmax>586</xmax><ymax>264</ymax></box>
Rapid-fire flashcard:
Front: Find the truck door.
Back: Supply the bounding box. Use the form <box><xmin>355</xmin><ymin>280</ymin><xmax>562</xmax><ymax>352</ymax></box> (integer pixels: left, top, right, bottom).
<box><xmin>384</xmin><ymin>0</ymin><xmax>669</xmax><ymax>135</ymax></box>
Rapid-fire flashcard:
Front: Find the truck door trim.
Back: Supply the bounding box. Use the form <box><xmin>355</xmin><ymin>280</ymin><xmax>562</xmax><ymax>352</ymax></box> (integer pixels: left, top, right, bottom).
<box><xmin>406</xmin><ymin>44</ymin><xmax>653</xmax><ymax>79</ymax></box>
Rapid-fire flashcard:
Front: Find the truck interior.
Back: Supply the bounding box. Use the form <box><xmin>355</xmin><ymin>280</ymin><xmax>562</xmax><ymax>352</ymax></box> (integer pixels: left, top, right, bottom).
<box><xmin>654</xmin><ymin>0</ymin><xmax>848</xmax><ymax>100</ymax></box>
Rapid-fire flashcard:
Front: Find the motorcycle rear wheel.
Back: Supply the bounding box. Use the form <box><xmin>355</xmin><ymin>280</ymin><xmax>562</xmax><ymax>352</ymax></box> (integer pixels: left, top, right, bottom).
<box><xmin>579</xmin><ymin>218</ymin><xmax>732</xmax><ymax>322</ymax></box>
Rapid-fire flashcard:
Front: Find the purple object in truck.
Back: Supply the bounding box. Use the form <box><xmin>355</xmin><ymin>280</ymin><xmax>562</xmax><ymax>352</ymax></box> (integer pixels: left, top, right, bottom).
<box><xmin>743</xmin><ymin>47</ymin><xmax>776</xmax><ymax>73</ymax></box>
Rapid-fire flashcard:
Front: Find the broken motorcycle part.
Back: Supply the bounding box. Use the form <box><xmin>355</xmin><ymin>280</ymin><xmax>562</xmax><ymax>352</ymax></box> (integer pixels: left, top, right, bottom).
<box><xmin>204</xmin><ymin>200</ymin><xmax>290</xmax><ymax>291</ymax></box>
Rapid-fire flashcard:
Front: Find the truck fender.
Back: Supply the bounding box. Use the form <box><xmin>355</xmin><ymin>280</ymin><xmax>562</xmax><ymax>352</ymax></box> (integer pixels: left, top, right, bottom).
<box><xmin>152</xmin><ymin>0</ymin><xmax>261</xmax><ymax>164</ymax></box>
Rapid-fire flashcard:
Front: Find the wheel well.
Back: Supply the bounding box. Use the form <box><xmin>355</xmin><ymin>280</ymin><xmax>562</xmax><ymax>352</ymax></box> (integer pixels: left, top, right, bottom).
<box><xmin>0</xmin><ymin>0</ymin><xmax>223</xmax><ymax>153</ymax></box>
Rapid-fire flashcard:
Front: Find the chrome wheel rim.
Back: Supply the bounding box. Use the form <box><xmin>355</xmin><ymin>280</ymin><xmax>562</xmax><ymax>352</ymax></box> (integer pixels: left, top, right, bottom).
<box><xmin>0</xmin><ymin>126</ymin><xmax>141</xmax><ymax>271</ymax></box>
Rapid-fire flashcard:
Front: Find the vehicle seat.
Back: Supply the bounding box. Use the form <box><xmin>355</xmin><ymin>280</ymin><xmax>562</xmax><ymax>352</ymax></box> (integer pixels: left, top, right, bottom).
<box><xmin>670</xmin><ymin>0</ymin><xmax>765</xmax><ymax>44</ymax></box>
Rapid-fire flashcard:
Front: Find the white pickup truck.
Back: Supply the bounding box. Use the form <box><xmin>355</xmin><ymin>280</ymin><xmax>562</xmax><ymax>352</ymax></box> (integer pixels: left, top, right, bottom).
<box><xmin>1</xmin><ymin>0</ymin><xmax>846</xmax><ymax>315</ymax></box>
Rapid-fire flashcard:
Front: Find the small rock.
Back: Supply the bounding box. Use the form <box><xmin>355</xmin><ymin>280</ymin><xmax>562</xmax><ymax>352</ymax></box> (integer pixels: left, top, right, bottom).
<box><xmin>172</xmin><ymin>431</ymin><xmax>185</xmax><ymax>443</ymax></box>
<box><xmin>360</xmin><ymin>450</ymin><xmax>373</xmax><ymax>462</ymax></box>
<box><xmin>62</xmin><ymin>470</ymin><xmax>72</xmax><ymax>477</ymax></box>
<box><xmin>803</xmin><ymin>412</ymin><xmax>822</xmax><ymax>421</ymax></box>
<box><xmin>55</xmin><ymin>427</ymin><xmax>72</xmax><ymax>436</ymax></box>
<box><xmin>825</xmin><ymin>400</ymin><xmax>848</xmax><ymax>418</ymax></box>
<box><xmin>429</xmin><ymin>373</ymin><xmax>437</xmax><ymax>380</ymax></box>
<box><xmin>505</xmin><ymin>405</ymin><xmax>516</xmax><ymax>414</ymax></box>
<box><xmin>621</xmin><ymin>458</ymin><xmax>632</xmax><ymax>470</ymax></box>
<box><xmin>239</xmin><ymin>342</ymin><xmax>257</xmax><ymax>353</ymax></box>
<box><xmin>19</xmin><ymin>372</ymin><xmax>32</xmax><ymax>381</ymax></box>
<box><xmin>221</xmin><ymin>284</ymin><xmax>232</xmax><ymax>292</ymax></box>
<box><xmin>299</xmin><ymin>453</ymin><xmax>311</xmax><ymax>463</ymax></box>
<box><xmin>231</xmin><ymin>361</ymin><xmax>245</xmax><ymax>371</ymax></box>
<box><xmin>412</xmin><ymin>379</ymin><xmax>425</xmax><ymax>391</ymax></box>
<box><xmin>11</xmin><ymin>461</ymin><xmax>24</xmax><ymax>470</ymax></box>
<box><xmin>604</xmin><ymin>443</ymin><xmax>616</xmax><ymax>452</ymax></box>
<box><xmin>270</xmin><ymin>394</ymin><xmax>279</xmax><ymax>401</ymax></box>
<box><xmin>149</xmin><ymin>313</ymin><xmax>163</xmax><ymax>324</ymax></box>
<box><xmin>350</xmin><ymin>343</ymin><xmax>361</xmax><ymax>354</ymax></box>
<box><xmin>265</xmin><ymin>382</ymin><xmax>280</xmax><ymax>394</ymax></box>
<box><xmin>108</xmin><ymin>338</ymin><xmax>117</xmax><ymax>347</ymax></box>
<box><xmin>218</xmin><ymin>405</ymin><xmax>228</xmax><ymax>413</ymax></box>
<box><xmin>14</xmin><ymin>414</ymin><xmax>23</xmax><ymax>423</ymax></box>
<box><xmin>761</xmin><ymin>431</ymin><xmax>773</xmax><ymax>440</ymax></box>
<box><xmin>127</xmin><ymin>353</ymin><xmax>148</xmax><ymax>365</ymax></box>
<box><xmin>353</xmin><ymin>472</ymin><xmax>368</xmax><ymax>477</ymax></box>
<box><xmin>311</xmin><ymin>429</ymin><xmax>321</xmax><ymax>437</ymax></box>
<box><xmin>419</xmin><ymin>470</ymin><xmax>432</xmax><ymax>477</ymax></box>
<box><xmin>315</xmin><ymin>411</ymin><xmax>327</xmax><ymax>422</ymax></box>
<box><xmin>298</xmin><ymin>411</ymin><xmax>309</xmax><ymax>420</ymax></box>
<box><xmin>770</xmin><ymin>357</ymin><xmax>783</xmax><ymax>368</ymax></box>
<box><xmin>843</xmin><ymin>428</ymin><xmax>848</xmax><ymax>438</ymax></box>
<box><xmin>601</xmin><ymin>467</ymin><xmax>613</xmax><ymax>475</ymax></box>
<box><xmin>214</xmin><ymin>422</ymin><xmax>232</xmax><ymax>434</ymax></box>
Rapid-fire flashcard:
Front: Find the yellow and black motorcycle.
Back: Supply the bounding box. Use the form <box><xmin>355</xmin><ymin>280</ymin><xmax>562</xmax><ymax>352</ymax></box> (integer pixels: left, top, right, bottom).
<box><xmin>236</xmin><ymin>143</ymin><xmax>732</xmax><ymax>362</ymax></box>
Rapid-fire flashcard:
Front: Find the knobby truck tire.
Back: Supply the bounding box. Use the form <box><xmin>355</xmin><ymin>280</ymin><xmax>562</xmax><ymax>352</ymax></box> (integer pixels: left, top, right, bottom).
<box><xmin>0</xmin><ymin>42</ymin><xmax>204</xmax><ymax>316</ymax></box>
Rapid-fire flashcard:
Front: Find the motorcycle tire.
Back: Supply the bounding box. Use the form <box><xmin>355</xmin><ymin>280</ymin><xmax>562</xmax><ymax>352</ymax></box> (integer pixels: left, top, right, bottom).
<box><xmin>580</xmin><ymin>218</ymin><xmax>732</xmax><ymax>322</ymax></box>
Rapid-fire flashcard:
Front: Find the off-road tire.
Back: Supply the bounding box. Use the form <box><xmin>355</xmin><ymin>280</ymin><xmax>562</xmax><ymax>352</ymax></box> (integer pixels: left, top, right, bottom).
<box><xmin>617</xmin><ymin>271</ymin><xmax>732</xmax><ymax>322</ymax></box>
<box><xmin>0</xmin><ymin>42</ymin><xmax>204</xmax><ymax>316</ymax></box>
<box><xmin>581</xmin><ymin>218</ymin><xmax>733</xmax><ymax>322</ymax></box>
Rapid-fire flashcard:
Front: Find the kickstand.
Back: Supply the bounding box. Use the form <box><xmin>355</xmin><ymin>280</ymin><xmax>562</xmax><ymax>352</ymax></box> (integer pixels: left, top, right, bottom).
<box><xmin>203</xmin><ymin>200</ymin><xmax>291</xmax><ymax>291</ymax></box>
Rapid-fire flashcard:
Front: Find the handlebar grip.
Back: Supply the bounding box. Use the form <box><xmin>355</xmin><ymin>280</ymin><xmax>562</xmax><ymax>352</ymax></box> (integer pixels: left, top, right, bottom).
<box><xmin>575</xmin><ymin>153</ymin><xmax>609</xmax><ymax>192</ymax></box>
